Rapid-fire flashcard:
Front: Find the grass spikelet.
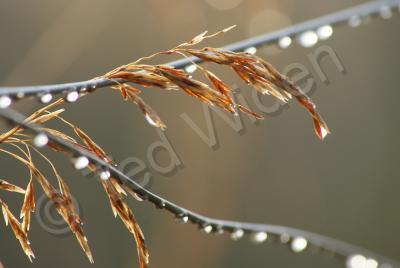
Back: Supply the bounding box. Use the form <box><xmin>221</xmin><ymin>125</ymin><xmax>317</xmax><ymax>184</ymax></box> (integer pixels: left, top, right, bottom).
<box><xmin>102</xmin><ymin>179</ymin><xmax>149</xmax><ymax>268</ymax></box>
<box><xmin>0</xmin><ymin>179</ymin><xmax>26</xmax><ymax>194</ymax></box>
<box><xmin>0</xmin><ymin>199</ymin><xmax>35</xmax><ymax>262</ymax></box>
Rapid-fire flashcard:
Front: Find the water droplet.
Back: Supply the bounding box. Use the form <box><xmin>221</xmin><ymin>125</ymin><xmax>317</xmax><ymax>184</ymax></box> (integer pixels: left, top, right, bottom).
<box><xmin>40</xmin><ymin>93</ymin><xmax>53</xmax><ymax>104</ymax></box>
<box><xmin>349</xmin><ymin>16</ymin><xmax>362</xmax><ymax>27</ymax></box>
<box><xmin>280</xmin><ymin>233</ymin><xmax>290</xmax><ymax>243</ymax></box>
<box><xmin>278</xmin><ymin>36</ymin><xmax>292</xmax><ymax>49</ymax></box>
<box><xmin>291</xmin><ymin>236</ymin><xmax>307</xmax><ymax>253</ymax></box>
<box><xmin>380</xmin><ymin>6</ymin><xmax>392</xmax><ymax>19</ymax></box>
<box><xmin>176</xmin><ymin>214</ymin><xmax>189</xmax><ymax>224</ymax></box>
<box><xmin>99</xmin><ymin>170</ymin><xmax>111</xmax><ymax>180</ymax></box>
<box><xmin>66</xmin><ymin>91</ymin><xmax>79</xmax><ymax>103</ymax></box>
<box><xmin>251</xmin><ymin>232</ymin><xmax>268</xmax><ymax>244</ymax></box>
<box><xmin>73</xmin><ymin>156</ymin><xmax>89</xmax><ymax>170</ymax></box>
<box><xmin>33</xmin><ymin>133</ymin><xmax>49</xmax><ymax>148</ymax></box>
<box><xmin>230</xmin><ymin>229</ymin><xmax>244</xmax><ymax>240</ymax></box>
<box><xmin>16</xmin><ymin>92</ymin><xmax>25</xmax><ymax>99</ymax></box>
<box><xmin>317</xmin><ymin>25</ymin><xmax>333</xmax><ymax>40</ymax></box>
<box><xmin>185</xmin><ymin>64</ymin><xmax>197</xmax><ymax>74</ymax></box>
<box><xmin>244</xmin><ymin>46</ymin><xmax>257</xmax><ymax>55</ymax></box>
<box><xmin>297</xmin><ymin>31</ymin><xmax>318</xmax><ymax>48</ymax></box>
<box><xmin>346</xmin><ymin>254</ymin><xmax>367</xmax><ymax>268</ymax></box>
<box><xmin>202</xmin><ymin>225</ymin><xmax>213</xmax><ymax>234</ymax></box>
<box><xmin>365</xmin><ymin>258</ymin><xmax>378</xmax><ymax>268</ymax></box>
<box><xmin>0</xmin><ymin>96</ymin><xmax>12</xmax><ymax>109</ymax></box>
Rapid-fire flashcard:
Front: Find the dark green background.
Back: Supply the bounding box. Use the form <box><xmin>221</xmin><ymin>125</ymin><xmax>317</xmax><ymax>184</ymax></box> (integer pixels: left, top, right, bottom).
<box><xmin>0</xmin><ymin>0</ymin><xmax>399</xmax><ymax>267</ymax></box>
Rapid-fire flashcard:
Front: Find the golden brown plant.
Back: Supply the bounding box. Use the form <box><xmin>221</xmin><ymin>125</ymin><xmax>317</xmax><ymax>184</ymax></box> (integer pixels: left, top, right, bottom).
<box><xmin>0</xmin><ymin>27</ymin><xmax>329</xmax><ymax>267</ymax></box>
<box><xmin>0</xmin><ymin>102</ymin><xmax>148</xmax><ymax>267</ymax></box>
<box><xmin>103</xmin><ymin>26</ymin><xmax>329</xmax><ymax>140</ymax></box>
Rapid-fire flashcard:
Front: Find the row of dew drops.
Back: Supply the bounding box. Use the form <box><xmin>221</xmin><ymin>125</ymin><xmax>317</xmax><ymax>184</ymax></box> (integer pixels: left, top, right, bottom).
<box><xmin>0</xmin><ymin>4</ymin><xmax>398</xmax><ymax>108</ymax></box>
<box><xmin>29</xmin><ymin>114</ymin><xmax>394</xmax><ymax>268</ymax></box>
<box><xmin>1</xmin><ymin>5</ymin><xmax>399</xmax><ymax>268</ymax></box>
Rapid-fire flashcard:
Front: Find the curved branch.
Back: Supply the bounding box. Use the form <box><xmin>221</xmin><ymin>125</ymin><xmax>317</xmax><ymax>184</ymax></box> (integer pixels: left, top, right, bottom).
<box><xmin>0</xmin><ymin>0</ymin><xmax>398</xmax><ymax>99</ymax></box>
<box><xmin>0</xmin><ymin>107</ymin><xmax>398</xmax><ymax>267</ymax></box>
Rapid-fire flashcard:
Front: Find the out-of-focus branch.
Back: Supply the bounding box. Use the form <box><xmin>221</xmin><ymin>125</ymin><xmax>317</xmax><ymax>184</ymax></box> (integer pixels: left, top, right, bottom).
<box><xmin>0</xmin><ymin>0</ymin><xmax>398</xmax><ymax>100</ymax></box>
<box><xmin>0</xmin><ymin>107</ymin><xmax>398</xmax><ymax>268</ymax></box>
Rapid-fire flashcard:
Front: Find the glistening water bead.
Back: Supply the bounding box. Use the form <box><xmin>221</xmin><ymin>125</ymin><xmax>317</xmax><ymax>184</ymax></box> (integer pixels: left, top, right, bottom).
<box><xmin>244</xmin><ymin>46</ymin><xmax>257</xmax><ymax>55</ymax></box>
<box><xmin>176</xmin><ymin>214</ymin><xmax>189</xmax><ymax>224</ymax></box>
<box><xmin>298</xmin><ymin>31</ymin><xmax>318</xmax><ymax>48</ymax></box>
<box><xmin>33</xmin><ymin>133</ymin><xmax>49</xmax><ymax>148</ymax></box>
<box><xmin>99</xmin><ymin>170</ymin><xmax>111</xmax><ymax>180</ymax></box>
<box><xmin>278</xmin><ymin>36</ymin><xmax>292</xmax><ymax>49</ymax></box>
<box><xmin>290</xmin><ymin>237</ymin><xmax>308</xmax><ymax>253</ymax></box>
<box><xmin>202</xmin><ymin>225</ymin><xmax>213</xmax><ymax>234</ymax></box>
<box><xmin>251</xmin><ymin>232</ymin><xmax>268</xmax><ymax>244</ymax></box>
<box><xmin>39</xmin><ymin>93</ymin><xmax>53</xmax><ymax>104</ymax></box>
<box><xmin>184</xmin><ymin>64</ymin><xmax>197</xmax><ymax>74</ymax></box>
<box><xmin>73</xmin><ymin>156</ymin><xmax>89</xmax><ymax>170</ymax></box>
<box><xmin>0</xmin><ymin>96</ymin><xmax>12</xmax><ymax>109</ymax></box>
<box><xmin>16</xmin><ymin>92</ymin><xmax>25</xmax><ymax>99</ymax></box>
<box><xmin>230</xmin><ymin>229</ymin><xmax>244</xmax><ymax>240</ymax></box>
<box><xmin>346</xmin><ymin>254</ymin><xmax>379</xmax><ymax>268</ymax></box>
<box><xmin>66</xmin><ymin>91</ymin><xmax>79</xmax><ymax>103</ymax></box>
<box><xmin>316</xmin><ymin>25</ymin><xmax>333</xmax><ymax>40</ymax></box>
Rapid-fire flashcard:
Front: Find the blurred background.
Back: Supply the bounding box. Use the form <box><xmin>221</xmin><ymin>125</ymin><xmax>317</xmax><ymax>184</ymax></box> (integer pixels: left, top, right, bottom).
<box><xmin>0</xmin><ymin>0</ymin><xmax>399</xmax><ymax>267</ymax></box>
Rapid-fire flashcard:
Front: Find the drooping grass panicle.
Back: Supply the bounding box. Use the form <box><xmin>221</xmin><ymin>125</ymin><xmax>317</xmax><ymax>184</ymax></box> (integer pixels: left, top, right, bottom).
<box><xmin>102</xmin><ymin>26</ymin><xmax>328</xmax><ymax>139</ymax></box>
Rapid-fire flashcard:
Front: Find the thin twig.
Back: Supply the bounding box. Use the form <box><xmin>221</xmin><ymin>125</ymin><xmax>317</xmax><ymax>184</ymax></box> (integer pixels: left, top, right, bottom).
<box><xmin>0</xmin><ymin>0</ymin><xmax>398</xmax><ymax>98</ymax></box>
<box><xmin>0</xmin><ymin>107</ymin><xmax>398</xmax><ymax>267</ymax></box>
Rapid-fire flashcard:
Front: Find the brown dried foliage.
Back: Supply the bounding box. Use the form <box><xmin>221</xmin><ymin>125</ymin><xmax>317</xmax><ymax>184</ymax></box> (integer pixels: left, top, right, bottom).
<box><xmin>0</xmin><ymin>102</ymin><xmax>148</xmax><ymax>267</ymax></box>
<box><xmin>0</xmin><ymin>26</ymin><xmax>330</xmax><ymax>267</ymax></box>
<box><xmin>104</xmin><ymin>26</ymin><xmax>329</xmax><ymax>140</ymax></box>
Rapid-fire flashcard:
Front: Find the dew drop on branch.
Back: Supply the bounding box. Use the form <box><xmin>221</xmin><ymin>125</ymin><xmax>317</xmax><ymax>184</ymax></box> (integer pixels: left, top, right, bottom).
<box><xmin>33</xmin><ymin>133</ymin><xmax>49</xmax><ymax>148</ymax></box>
<box><xmin>176</xmin><ymin>214</ymin><xmax>189</xmax><ymax>224</ymax></box>
<box><xmin>244</xmin><ymin>46</ymin><xmax>257</xmax><ymax>55</ymax></box>
<box><xmin>317</xmin><ymin>25</ymin><xmax>333</xmax><ymax>40</ymax></box>
<box><xmin>291</xmin><ymin>236</ymin><xmax>308</xmax><ymax>253</ymax></box>
<box><xmin>66</xmin><ymin>91</ymin><xmax>79</xmax><ymax>103</ymax></box>
<box><xmin>278</xmin><ymin>36</ymin><xmax>292</xmax><ymax>49</ymax></box>
<box><xmin>99</xmin><ymin>170</ymin><xmax>111</xmax><ymax>180</ymax></box>
<box><xmin>73</xmin><ymin>156</ymin><xmax>89</xmax><ymax>170</ymax></box>
<box><xmin>250</xmin><ymin>232</ymin><xmax>268</xmax><ymax>244</ymax></box>
<box><xmin>298</xmin><ymin>31</ymin><xmax>318</xmax><ymax>48</ymax></box>
<box><xmin>39</xmin><ymin>93</ymin><xmax>53</xmax><ymax>104</ymax></box>
<box><xmin>0</xmin><ymin>96</ymin><xmax>12</xmax><ymax>109</ymax></box>
<box><xmin>230</xmin><ymin>229</ymin><xmax>244</xmax><ymax>240</ymax></box>
<box><xmin>185</xmin><ymin>64</ymin><xmax>197</xmax><ymax>74</ymax></box>
<box><xmin>201</xmin><ymin>225</ymin><xmax>213</xmax><ymax>234</ymax></box>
